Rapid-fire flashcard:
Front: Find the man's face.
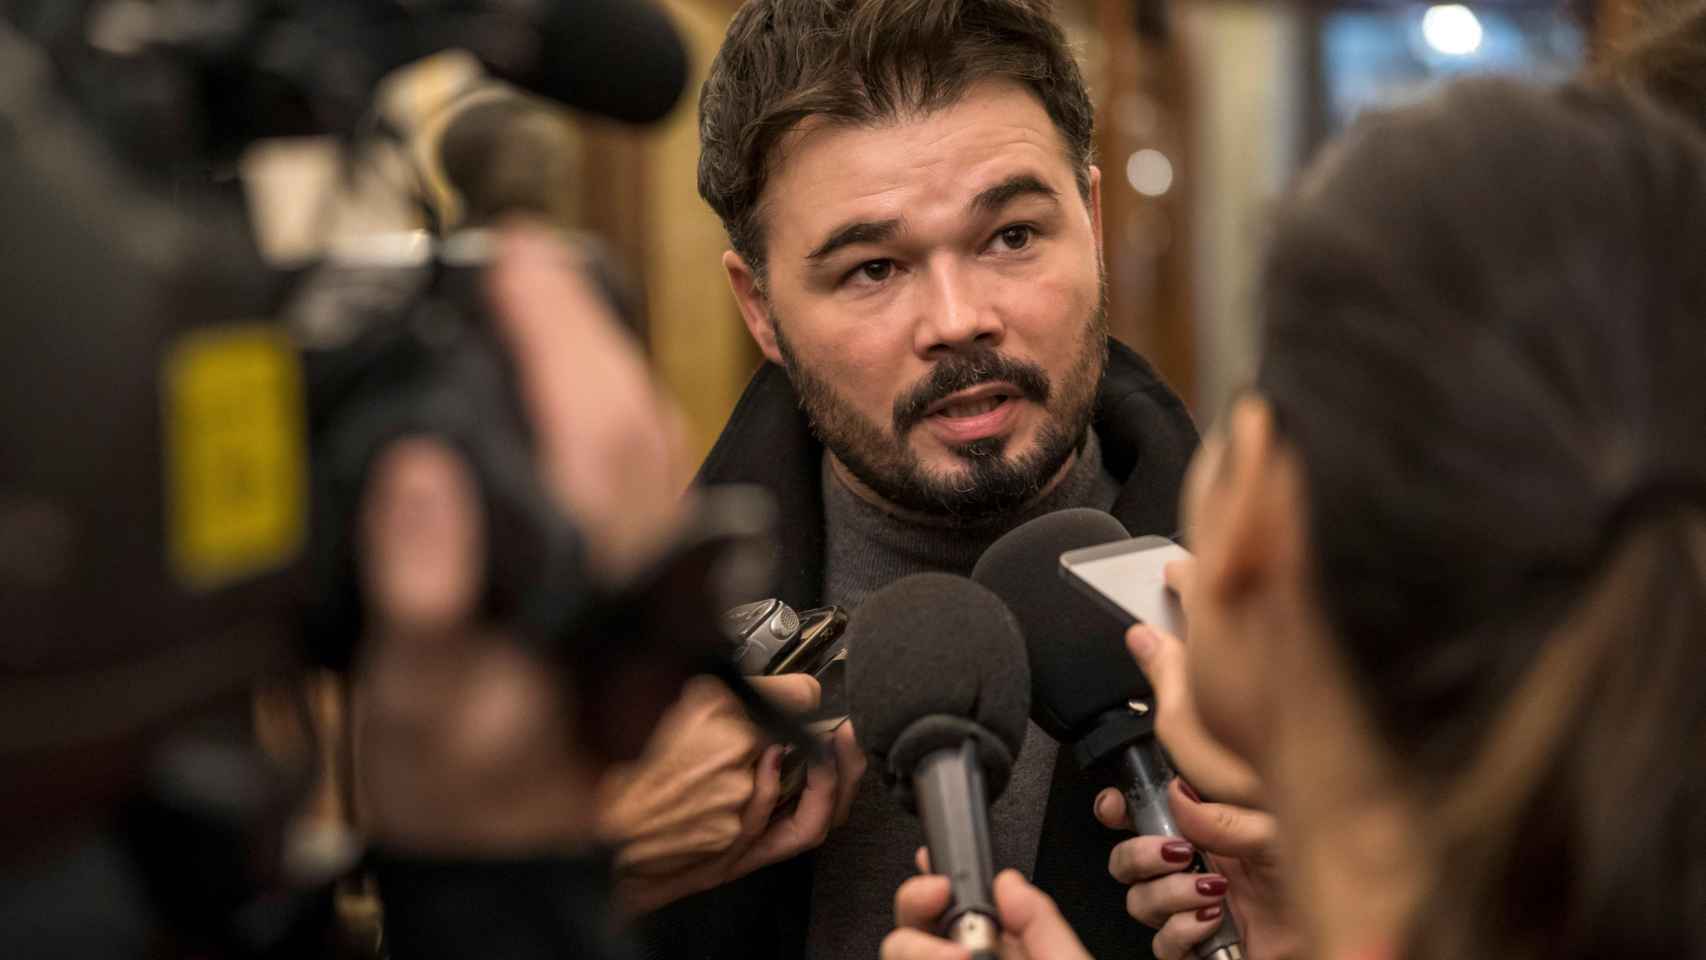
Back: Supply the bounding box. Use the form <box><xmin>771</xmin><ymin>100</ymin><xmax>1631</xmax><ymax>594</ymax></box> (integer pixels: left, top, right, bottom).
<box><xmin>725</xmin><ymin>80</ymin><xmax>1107</xmax><ymax>520</ymax></box>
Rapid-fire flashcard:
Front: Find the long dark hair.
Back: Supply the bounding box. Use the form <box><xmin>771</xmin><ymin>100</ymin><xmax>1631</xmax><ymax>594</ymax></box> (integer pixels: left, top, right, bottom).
<box><xmin>1606</xmin><ymin>0</ymin><xmax>1706</xmax><ymax>123</ymax></box>
<box><xmin>1258</xmin><ymin>78</ymin><xmax>1706</xmax><ymax>959</ymax></box>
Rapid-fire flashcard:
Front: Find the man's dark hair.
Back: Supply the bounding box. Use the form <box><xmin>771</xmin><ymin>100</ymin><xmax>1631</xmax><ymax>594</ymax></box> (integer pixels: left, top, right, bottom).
<box><xmin>697</xmin><ymin>0</ymin><xmax>1095</xmax><ymax>281</ymax></box>
<box><xmin>1259</xmin><ymin>77</ymin><xmax>1706</xmax><ymax>960</ymax></box>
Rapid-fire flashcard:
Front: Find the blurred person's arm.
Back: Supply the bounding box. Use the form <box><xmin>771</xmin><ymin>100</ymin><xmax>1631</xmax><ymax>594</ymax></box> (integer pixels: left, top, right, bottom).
<box><xmin>351</xmin><ymin>222</ymin><xmax>692</xmax><ymax>959</ymax></box>
<box><xmin>355</xmin><ymin>221</ymin><xmax>689</xmax><ymax>853</ymax></box>
<box><xmin>499</xmin><ymin>220</ymin><xmax>867</xmax><ymax>911</ymax></box>
<box><xmin>352</xmin><ymin>220</ymin><xmax>863</xmax><ymax>952</ymax></box>
<box><xmin>484</xmin><ymin>220</ymin><xmax>693</xmax><ymax>584</ymax></box>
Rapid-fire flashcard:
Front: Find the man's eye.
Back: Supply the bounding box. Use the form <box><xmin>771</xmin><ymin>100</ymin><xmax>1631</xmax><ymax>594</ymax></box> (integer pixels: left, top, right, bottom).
<box><xmin>854</xmin><ymin>260</ymin><xmax>893</xmax><ymax>283</ymax></box>
<box><xmin>995</xmin><ymin>225</ymin><xmax>1034</xmax><ymax>251</ymax></box>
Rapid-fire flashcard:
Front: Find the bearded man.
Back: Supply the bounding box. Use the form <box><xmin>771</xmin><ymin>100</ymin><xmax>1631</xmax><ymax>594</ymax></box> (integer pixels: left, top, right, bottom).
<box><xmin>615</xmin><ymin>3</ymin><xmax>1201</xmax><ymax>958</ymax></box>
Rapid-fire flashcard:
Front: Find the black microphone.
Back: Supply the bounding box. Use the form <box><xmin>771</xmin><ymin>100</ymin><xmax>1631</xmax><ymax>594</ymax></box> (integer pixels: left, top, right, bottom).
<box><xmin>847</xmin><ymin>573</ymin><xmax>1031</xmax><ymax>960</ymax></box>
<box><xmin>5</xmin><ymin>0</ymin><xmax>690</xmax><ymax>168</ymax></box>
<box><xmin>973</xmin><ymin>509</ymin><xmax>1245</xmax><ymax>960</ymax></box>
<box><xmin>469</xmin><ymin>0</ymin><xmax>690</xmax><ymax>125</ymax></box>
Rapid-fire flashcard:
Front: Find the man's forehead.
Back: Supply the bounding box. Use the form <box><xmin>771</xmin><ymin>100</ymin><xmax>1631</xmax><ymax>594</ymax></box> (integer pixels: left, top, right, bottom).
<box><xmin>758</xmin><ymin>82</ymin><xmax>1076</xmax><ymax>242</ymax></box>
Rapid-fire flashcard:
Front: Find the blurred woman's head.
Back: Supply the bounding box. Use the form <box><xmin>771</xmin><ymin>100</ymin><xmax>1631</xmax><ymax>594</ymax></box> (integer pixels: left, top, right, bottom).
<box><xmin>1182</xmin><ymin>78</ymin><xmax>1706</xmax><ymax>959</ymax></box>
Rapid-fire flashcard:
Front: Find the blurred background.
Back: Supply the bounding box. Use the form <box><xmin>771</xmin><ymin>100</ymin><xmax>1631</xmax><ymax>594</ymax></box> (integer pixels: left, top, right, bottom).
<box><xmin>250</xmin><ymin>0</ymin><xmax>1640</xmax><ymax>463</ymax></box>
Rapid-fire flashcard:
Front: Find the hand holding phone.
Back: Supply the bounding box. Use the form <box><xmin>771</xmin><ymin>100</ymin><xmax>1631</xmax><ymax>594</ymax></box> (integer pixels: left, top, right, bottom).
<box><xmin>1058</xmin><ymin>535</ymin><xmax>1191</xmax><ymax>636</ymax></box>
<box><xmin>721</xmin><ymin>599</ymin><xmax>851</xmax><ymax>813</ymax></box>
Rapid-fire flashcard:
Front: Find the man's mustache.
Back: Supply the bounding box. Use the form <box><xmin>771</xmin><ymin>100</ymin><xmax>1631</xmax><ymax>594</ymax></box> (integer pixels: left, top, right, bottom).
<box><xmin>892</xmin><ymin>351</ymin><xmax>1051</xmax><ymax>434</ymax></box>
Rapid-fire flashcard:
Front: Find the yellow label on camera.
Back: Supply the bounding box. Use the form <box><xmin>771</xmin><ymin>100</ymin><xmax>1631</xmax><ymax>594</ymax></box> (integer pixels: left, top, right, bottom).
<box><xmin>164</xmin><ymin>326</ymin><xmax>307</xmax><ymax>590</ymax></box>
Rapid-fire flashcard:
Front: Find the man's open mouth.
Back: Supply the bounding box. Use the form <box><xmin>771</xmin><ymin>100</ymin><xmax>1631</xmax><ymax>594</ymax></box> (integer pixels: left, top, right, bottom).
<box><xmin>934</xmin><ymin>395</ymin><xmax>1012</xmax><ymax>419</ymax></box>
<box><xmin>927</xmin><ymin>383</ymin><xmax>1020</xmax><ymax>419</ymax></box>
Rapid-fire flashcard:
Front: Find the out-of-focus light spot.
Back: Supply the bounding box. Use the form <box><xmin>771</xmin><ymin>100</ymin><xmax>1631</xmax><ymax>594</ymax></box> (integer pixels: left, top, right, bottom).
<box><xmin>1423</xmin><ymin>5</ymin><xmax>1483</xmax><ymax>57</ymax></box>
<box><xmin>1126</xmin><ymin>149</ymin><xmax>1174</xmax><ymax>197</ymax></box>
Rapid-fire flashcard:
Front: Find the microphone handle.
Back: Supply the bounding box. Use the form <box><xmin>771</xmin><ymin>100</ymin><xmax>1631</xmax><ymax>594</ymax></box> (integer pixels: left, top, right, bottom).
<box><xmin>914</xmin><ymin>740</ymin><xmax>1001</xmax><ymax>960</ymax></box>
<box><xmin>1114</xmin><ymin>742</ymin><xmax>1246</xmax><ymax>960</ymax></box>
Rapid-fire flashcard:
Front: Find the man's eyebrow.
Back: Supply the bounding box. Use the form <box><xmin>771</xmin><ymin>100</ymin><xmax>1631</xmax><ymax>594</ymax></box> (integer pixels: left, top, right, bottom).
<box><xmin>805</xmin><ymin>218</ymin><xmax>903</xmax><ymax>263</ymax></box>
<box><xmin>969</xmin><ymin>174</ymin><xmax>1058</xmax><ymax>216</ymax></box>
<box><xmin>802</xmin><ymin>177</ymin><xmax>1053</xmax><ymax>263</ymax></box>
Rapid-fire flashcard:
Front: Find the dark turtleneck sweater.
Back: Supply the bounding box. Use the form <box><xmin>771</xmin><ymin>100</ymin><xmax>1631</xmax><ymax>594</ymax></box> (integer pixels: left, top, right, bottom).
<box><xmin>807</xmin><ymin>434</ymin><xmax>1120</xmax><ymax>960</ymax></box>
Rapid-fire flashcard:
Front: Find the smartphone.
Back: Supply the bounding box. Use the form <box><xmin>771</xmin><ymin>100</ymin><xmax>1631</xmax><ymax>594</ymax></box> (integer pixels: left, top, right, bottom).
<box><xmin>722</xmin><ymin>598</ymin><xmax>851</xmax><ymax>815</ymax></box>
<box><xmin>1058</xmin><ymin>535</ymin><xmax>1191</xmax><ymax>637</ymax></box>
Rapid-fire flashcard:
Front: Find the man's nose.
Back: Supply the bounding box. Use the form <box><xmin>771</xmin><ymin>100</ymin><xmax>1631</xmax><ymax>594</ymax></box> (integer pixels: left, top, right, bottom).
<box><xmin>913</xmin><ymin>260</ymin><xmax>1005</xmax><ymax>358</ymax></box>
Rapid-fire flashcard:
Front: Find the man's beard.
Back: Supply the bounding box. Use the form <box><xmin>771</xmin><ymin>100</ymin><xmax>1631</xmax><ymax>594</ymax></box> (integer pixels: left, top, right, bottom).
<box><xmin>773</xmin><ymin>309</ymin><xmax>1107</xmax><ymax>523</ymax></box>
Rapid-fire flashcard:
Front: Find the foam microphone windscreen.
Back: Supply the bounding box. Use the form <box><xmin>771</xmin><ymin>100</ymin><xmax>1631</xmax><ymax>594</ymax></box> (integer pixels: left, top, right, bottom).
<box><xmin>410</xmin><ymin>1</ymin><xmax>689</xmax><ymax>126</ymax></box>
<box><xmin>524</xmin><ymin>0</ymin><xmax>689</xmax><ymax>124</ymax></box>
<box><xmin>846</xmin><ymin>573</ymin><xmax>1030</xmax><ymax>773</ymax></box>
<box><xmin>971</xmin><ymin>509</ymin><xmax>1147</xmax><ymax>744</ymax></box>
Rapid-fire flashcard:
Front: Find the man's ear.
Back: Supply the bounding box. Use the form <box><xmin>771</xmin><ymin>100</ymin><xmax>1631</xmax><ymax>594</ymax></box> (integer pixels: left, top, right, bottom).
<box><xmin>1201</xmin><ymin>395</ymin><xmax>1304</xmax><ymax>606</ymax></box>
<box><xmin>1087</xmin><ymin>165</ymin><xmax>1105</xmax><ymax>269</ymax></box>
<box><xmin>723</xmin><ymin>250</ymin><xmax>784</xmax><ymax>366</ymax></box>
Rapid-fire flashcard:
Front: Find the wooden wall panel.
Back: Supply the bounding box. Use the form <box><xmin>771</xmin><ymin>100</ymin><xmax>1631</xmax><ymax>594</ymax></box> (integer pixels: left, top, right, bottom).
<box><xmin>643</xmin><ymin>1</ymin><xmax>762</xmax><ymax>466</ymax></box>
<box><xmin>1093</xmin><ymin>0</ymin><xmax>1199</xmax><ymax>408</ymax></box>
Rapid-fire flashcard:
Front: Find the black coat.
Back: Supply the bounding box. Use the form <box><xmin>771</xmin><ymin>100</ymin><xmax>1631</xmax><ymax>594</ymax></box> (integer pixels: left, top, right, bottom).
<box><xmin>640</xmin><ymin>338</ymin><xmax>1200</xmax><ymax>959</ymax></box>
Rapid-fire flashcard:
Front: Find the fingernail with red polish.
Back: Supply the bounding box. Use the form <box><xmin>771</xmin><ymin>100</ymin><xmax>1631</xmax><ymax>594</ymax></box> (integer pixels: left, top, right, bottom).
<box><xmin>1197</xmin><ymin>905</ymin><xmax>1223</xmax><ymax>922</ymax></box>
<box><xmin>1177</xmin><ymin>778</ymin><xmax>1203</xmax><ymax>803</ymax></box>
<box><xmin>1196</xmin><ymin>876</ymin><xmax>1228</xmax><ymax>897</ymax></box>
<box><xmin>1161</xmin><ymin>841</ymin><xmax>1195</xmax><ymax>864</ymax></box>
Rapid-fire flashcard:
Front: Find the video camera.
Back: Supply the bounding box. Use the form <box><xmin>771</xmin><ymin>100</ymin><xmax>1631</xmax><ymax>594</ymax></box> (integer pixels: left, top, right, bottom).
<box><xmin>0</xmin><ymin>0</ymin><xmax>790</xmax><ymax>766</ymax></box>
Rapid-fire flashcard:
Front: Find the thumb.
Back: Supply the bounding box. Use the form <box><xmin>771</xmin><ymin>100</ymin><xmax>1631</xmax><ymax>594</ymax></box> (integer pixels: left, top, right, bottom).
<box><xmin>1125</xmin><ymin>623</ymin><xmax>1184</xmax><ymax>703</ymax></box>
<box><xmin>1169</xmin><ymin>779</ymin><xmax>1278</xmax><ymax>861</ymax></box>
<box><xmin>1125</xmin><ymin>624</ymin><xmax>1266</xmax><ymax>807</ymax></box>
<box><xmin>750</xmin><ymin>672</ymin><xmax>823</xmax><ymax>715</ymax></box>
<box><xmin>994</xmin><ymin>870</ymin><xmax>1092</xmax><ymax>960</ymax></box>
<box><xmin>1123</xmin><ymin>623</ymin><xmax>1199</xmax><ymax>771</ymax></box>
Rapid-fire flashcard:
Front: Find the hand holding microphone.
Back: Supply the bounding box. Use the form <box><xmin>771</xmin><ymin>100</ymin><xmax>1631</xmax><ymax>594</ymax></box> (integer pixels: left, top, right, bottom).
<box><xmin>1110</xmin><ymin>573</ymin><xmax>1300</xmax><ymax>960</ymax></box>
<box><xmin>1126</xmin><ymin>558</ymin><xmax>1264</xmax><ymax>805</ymax></box>
<box><xmin>883</xmin><ymin>870</ymin><xmax>1092</xmax><ymax>960</ymax></box>
<box><xmin>972</xmin><ymin>510</ymin><xmax>1246</xmax><ymax>960</ymax></box>
<box><xmin>848</xmin><ymin>573</ymin><xmax>1032</xmax><ymax>959</ymax></box>
<box><xmin>1002</xmin><ymin>528</ymin><xmax>1293</xmax><ymax>960</ymax></box>
<box><xmin>1094</xmin><ymin>777</ymin><xmax>1294</xmax><ymax>960</ymax></box>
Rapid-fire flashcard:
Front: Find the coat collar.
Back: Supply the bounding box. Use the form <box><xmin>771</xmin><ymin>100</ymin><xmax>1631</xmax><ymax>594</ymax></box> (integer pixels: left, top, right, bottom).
<box><xmin>695</xmin><ymin>337</ymin><xmax>1199</xmax><ymax>608</ymax></box>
